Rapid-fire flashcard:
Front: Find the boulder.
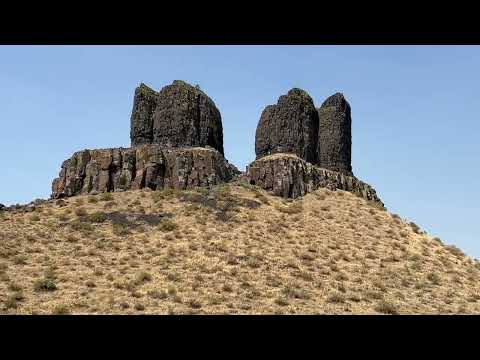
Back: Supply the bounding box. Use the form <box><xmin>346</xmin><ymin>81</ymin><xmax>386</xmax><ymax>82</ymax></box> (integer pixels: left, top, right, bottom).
<box><xmin>255</xmin><ymin>88</ymin><xmax>319</xmax><ymax>164</ymax></box>
<box><xmin>317</xmin><ymin>93</ymin><xmax>352</xmax><ymax>175</ymax></box>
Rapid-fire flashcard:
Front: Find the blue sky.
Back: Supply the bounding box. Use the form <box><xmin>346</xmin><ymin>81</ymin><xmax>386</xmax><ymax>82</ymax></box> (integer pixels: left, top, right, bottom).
<box><xmin>1</xmin><ymin>45</ymin><xmax>479</xmax><ymax>258</ymax></box>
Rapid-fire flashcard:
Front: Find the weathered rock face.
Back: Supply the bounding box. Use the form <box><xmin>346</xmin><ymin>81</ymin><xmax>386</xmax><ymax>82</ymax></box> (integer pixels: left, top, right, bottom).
<box><xmin>151</xmin><ymin>80</ymin><xmax>224</xmax><ymax>155</ymax></box>
<box><xmin>245</xmin><ymin>153</ymin><xmax>382</xmax><ymax>205</ymax></box>
<box><xmin>317</xmin><ymin>93</ymin><xmax>352</xmax><ymax>175</ymax></box>
<box><xmin>255</xmin><ymin>88</ymin><xmax>319</xmax><ymax>164</ymax></box>
<box><xmin>130</xmin><ymin>83</ymin><xmax>158</xmax><ymax>146</ymax></box>
<box><xmin>129</xmin><ymin>80</ymin><xmax>224</xmax><ymax>155</ymax></box>
<box><xmin>51</xmin><ymin>145</ymin><xmax>239</xmax><ymax>199</ymax></box>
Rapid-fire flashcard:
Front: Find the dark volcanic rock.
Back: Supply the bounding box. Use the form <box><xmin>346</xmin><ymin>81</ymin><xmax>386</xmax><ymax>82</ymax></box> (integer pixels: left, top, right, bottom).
<box><xmin>130</xmin><ymin>83</ymin><xmax>158</xmax><ymax>146</ymax></box>
<box><xmin>245</xmin><ymin>153</ymin><xmax>382</xmax><ymax>204</ymax></box>
<box><xmin>317</xmin><ymin>93</ymin><xmax>352</xmax><ymax>175</ymax></box>
<box><xmin>255</xmin><ymin>88</ymin><xmax>319</xmax><ymax>164</ymax></box>
<box><xmin>51</xmin><ymin>145</ymin><xmax>240</xmax><ymax>199</ymax></box>
<box><xmin>152</xmin><ymin>80</ymin><xmax>224</xmax><ymax>155</ymax></box>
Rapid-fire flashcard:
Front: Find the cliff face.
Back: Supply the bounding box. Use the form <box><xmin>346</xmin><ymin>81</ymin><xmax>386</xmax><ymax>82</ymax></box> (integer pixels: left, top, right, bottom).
<box><xmin>51</xmin><ymin>81</ymin><xmax>381</xmax><ymax>205</ymax></box>
<box><xmin>130</xmin><ymin>80</ymin><xmax>224</xmax><ymax>155</ymax></box>
<box><xmin>317</xmin><ymin>93</ymin><xmax>352</xmax><ymax>175</ymax></box>
<box><xmin>52</xmin><ymin>146</ymin><xmax>239</xmax><ymax>199</ymax></box>
<box><xmin>255</xmin><ymin>88</ymin><xmax>319</xmax><ymax>164</ymax></box>
<box><xmin>245</xmin><ymin>153</ymin><xmax>382</xmax><ymax>205</ymax></box>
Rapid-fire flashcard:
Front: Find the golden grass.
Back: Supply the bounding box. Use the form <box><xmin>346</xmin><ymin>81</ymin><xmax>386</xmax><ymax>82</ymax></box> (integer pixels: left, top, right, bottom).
<box><xmin>0</xmin><ymin>185</ymin><xmax>479</xmax><ymax>314</ymax></box>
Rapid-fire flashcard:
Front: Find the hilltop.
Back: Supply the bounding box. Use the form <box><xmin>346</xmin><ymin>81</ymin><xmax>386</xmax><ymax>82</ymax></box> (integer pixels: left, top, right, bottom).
<box><xmin>1</xmin><ymin>184</ymin><xmax>478</xmax><ymax>314</ymax></box>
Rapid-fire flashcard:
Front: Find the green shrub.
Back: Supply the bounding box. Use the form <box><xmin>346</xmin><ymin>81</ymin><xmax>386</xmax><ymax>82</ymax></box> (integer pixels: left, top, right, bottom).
<box><xmin>375</xmin><ymin>300</ymin><xmax>399</xmax><ymax>315</ymax></box>
<box><xmin>34</xmin><ymin>278</ymin><xmax>57</xmax><ymax>292</ymax></box>
<box><xmin>88</xmin><ymin>211</ymin><xmax>106</xmax><ymax>223</ymax></box>
<box><xmin>158</xmin><ymin>219</ymin><xmax>178</xmax><ymax>232</ymax></box>
<box><xmin>99</xmin><ymin>193</ymin><xmax>114</xmax><ymax>202</ymax></box>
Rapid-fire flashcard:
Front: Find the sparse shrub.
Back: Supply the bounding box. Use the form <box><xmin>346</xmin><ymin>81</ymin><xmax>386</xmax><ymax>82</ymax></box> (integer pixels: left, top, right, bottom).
<box><xmin>57</xmin><ymin>212</ymin><xmax>70</xmax><ymax>222</ymax></box>
<box><xmin>88</xmin><ymin>196</ymin><xmax>98</xmax><ymax>204</ymax></box>
<box><xmin>134</xmin><ymin>303</ymin><xmax>145</xmax><ymax>311</ymax></box>
<box><xmin>409</xmin><ymin>222</ymin><xmax>421</xmax><ymax>234</ymax></box>
<box><xmin>103</xmin><ymin>201</ymin><xmax>116</xmax><ymax>209</ymax></box>
<box><xmin>275</xmin><ymin>201</ymin><xmax>303</xmax><ymax>215</ymax></box>
<box><xmin>74</xmin><ymin>207</ymin><xmax>87</xmax><ymax>217</ymax></box>
<box><xmin>99</xmin><ymin>193</ymin><xmax>114</xmax><ymax>202</ymax></box>
<box><xmin>374</xmin><ymin>300</ymin><xmax>399</xmax><ymax>315</ymax></box>
<box><xmin>13</xmin><ymin>255</ymin><xmax>27</xmax><ymax>265</ymax></box>
<box><xmin>70</xmin><ymin>220</ymin><xmax>94</xmax><ymax>233</ymax></box>
<box><xmin>30</xmin><ymin>214</ymin><xmax>40</xmax><ymax>222</ymax></box>
<box><xmin>53</xmin><ymin>305</ymin><xmax>70</xmax><ymax>315</ymax></box>
<box><xmin>445</xmin><ymin>245</ymin><xmax>465</xmax><ymax>258</ymax></box>
<box><xmin>253</xmin><ymin>191</ymin><xmax>270</xmax><ymax>205</ymax></box>
<box><xmin>327</xmin><ymin>292</ymin><xmax>346</xmax><ymax>304</ymax></box>
<box><xmin>275</xmin><ymin>297</ymin><xmax>289</xmax><ymax>306</ymax></box>
<box><xmin>222</xmin><ymin>283</ymin><xmax>233</xmax><ymax>292</ymax></box>
<box><xmin>112</xmin><ymin>223</ymin><xmax>130</xmax><ymax>236</ymax></box>
<box><xmin>88</xmin><ymin>211</ymin><xmax>106</xmax><ymax>223</ymax></box>
<box><xmin>188</xmin><ymin>299</ymin><xmax>202</xmax><ymax>309</ymax></box>
<box><xmin>427</xmin><ymin>272</ymin><xmax>441</xmax><ymax>285</ymax></box>
<box><xmin>149</xmin><ymin>290</ymin><xmax>168</xmax><ymax>299</ymax></box>
<box><xmin>85</xmin><ymin>280</ymin><xmax>96</xmax><ymax>288</ymax></box>
<box><xmin>34</xmin><ymin>278</ymin><xmax>57</xmax><ymax>292</ymax></box>
<box><xmin>158</xmin><ymin>219</ymin><xmax>178</xmax><ymax>232</ymax></box>
<box><xmin>136</xmin><ymin>271</ymin><xmax>152</xmax><ymax>283</ymax></box>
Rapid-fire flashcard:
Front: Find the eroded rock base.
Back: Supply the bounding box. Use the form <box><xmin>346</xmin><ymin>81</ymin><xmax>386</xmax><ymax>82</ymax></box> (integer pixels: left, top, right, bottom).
<box><xmin>52</xmin><ymin>145</ymin><xmax>240</xmax><ymax>199</ymax></box>
<box><xmin>245</xmin><ymin>153</ymin><xmax>383</xmax><ymax>205</ymax></box>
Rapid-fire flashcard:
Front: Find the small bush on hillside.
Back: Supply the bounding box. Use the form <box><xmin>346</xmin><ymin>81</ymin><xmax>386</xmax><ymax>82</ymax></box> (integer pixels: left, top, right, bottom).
<box><xmin>88</xmin><ymin>211</ymin><xmax>106</xmax><ymax>223</ymax></box>
<box><xmin>75</xmin><ymin>207</ymin><xmax>88</xmax><ymax>217</ymax></box>
<box><xmin>99</xmin><ymin>193</ymin><xmax>114</xmax><ymax>202</ymax></box>
<box><xmin>53</xmin><ymin>305</ymin><xmax>70</xmax><ymax>315</ymax></box>
<box><xmin>88</xmin><ymin>196</ymin><xmax>98</xmax><ymax>204</ymax></box>
<box><xmin>375</xmin><ymin>300</ymin><xmax>399</xmax><ymax>315</ymax></box>
<box><xmin>427</xmin><ymin>272</ymin><xmax>441</xmax><ymax>285</ymax></box>
<box><xmin>158</xmin><ymin>219</ymin><xmax>178</xmax><ymax>232</ymax></box>
<box><xmin>445</xmin><ymin>245</ymin><xmax>465</xmax><ymax>258</ymax></box>
<box><xmin>112</xmin><ymin>223</ymin><xmax>130</xmax><ymax>236</ymax></box>
<box><xmin>34</xmin><ymin>278</ymin><xmax>57</xmax><ymax>292</ymax></box>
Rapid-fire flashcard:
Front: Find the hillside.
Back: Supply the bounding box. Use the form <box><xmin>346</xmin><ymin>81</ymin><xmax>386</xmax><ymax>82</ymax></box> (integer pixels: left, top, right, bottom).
<box><xmin>0</xmin><ymin>183</ymin><xmax>479</xmax><ymax>314</ymax></box>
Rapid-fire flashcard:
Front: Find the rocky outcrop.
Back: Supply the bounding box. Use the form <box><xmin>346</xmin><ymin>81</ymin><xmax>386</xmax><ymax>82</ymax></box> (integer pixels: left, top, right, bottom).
<box><xmin>255</xmin><ymin>88</ymin><xmax>319</xmax><ymax>164</ymax></box>
<box><xmin>52</xmin><ymin>145</ymin><xmax>239</xmax><ymax>199</ymax></box>
<box><xmin>245</xmin><ymin>153</ymin><xmax>382</xmax><ymax>204</ymax></box>
<box><xmin>130</xmin><ymin>83</ymin><xmax>158</xmax><ymax>146</ymax></box>
<box><xmin>129</xmin><ymin>80</ymin><xmax>224</xmax><ymax>155</ymax></box>
<box><xmin>317</xmin><ymin>93</ymin><xmax>352</xmax><ymax>175</ymax></box>
<box><xmin>152</xmin><ymin>80</ymin><xmax>224</xmax><ymax>155</ymax></box>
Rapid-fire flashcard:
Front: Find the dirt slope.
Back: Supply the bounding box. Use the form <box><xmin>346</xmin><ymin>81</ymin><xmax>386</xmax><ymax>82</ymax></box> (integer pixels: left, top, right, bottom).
<box><xmin>0</xmin><ymin>184</ymin><xmax>478</xmax><ymax>314</ymax></box>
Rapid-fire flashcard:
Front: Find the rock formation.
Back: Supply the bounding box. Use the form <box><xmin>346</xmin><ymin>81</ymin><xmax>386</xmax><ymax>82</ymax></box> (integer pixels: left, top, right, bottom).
<box><xmin>317</xmin><ymin>93</ymin><xmax>352</xmax><ymax>175</ymax></box>
<box><xmin>245</xmin><ymin>153</ymin><xmax>382</xmax><ymax>204</ymax></box>
<box><xmin>248</xmin><ymin>89</ymin><xmax>381</xmax><ymax>203</ymax></box>
<box><xmin>130</xmin><ymin>83</ymin><xmax>158</xmax><ymax>146</ymax></box>
<box><xmin>130</xmin><ymin>80</ymin><xmax>224</xmax><ymax>155</ymax></box>
<box><xmin>52</xmin><ymin>146</ymin><xmax>239</xmax><ymax>199</ymax></box>
<box><xmin>255</xmin><ymin>88</ymin><xmax>319</xmax><ymax>164</ymax></box>
<box><xmin>51</xmin><ymin>80</ymin><xmax>381</xmax><ymax>205</ymax></box>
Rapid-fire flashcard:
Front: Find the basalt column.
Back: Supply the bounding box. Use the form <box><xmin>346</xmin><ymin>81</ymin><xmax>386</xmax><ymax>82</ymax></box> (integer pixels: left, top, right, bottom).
<box><xmin>254</xmin><ymin>88</ymin><xmax>319</xmax><ymax>164</ymax></box>
<box><xmin>317</xmin><ymin>93</ymin><xmax>352</xmax><ymax>175</ymax></box>
<box><xmin>130</xmin><ymin>83</ymin><xmax>159</xmax><ymax>146</ymax></box>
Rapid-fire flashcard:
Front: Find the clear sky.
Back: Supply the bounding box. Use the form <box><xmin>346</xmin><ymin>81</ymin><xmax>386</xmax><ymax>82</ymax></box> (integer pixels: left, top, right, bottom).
<box><xmin>1</xmin><ymin>45</ymin><xmax>479</xmax><ymax>258</ymax></box>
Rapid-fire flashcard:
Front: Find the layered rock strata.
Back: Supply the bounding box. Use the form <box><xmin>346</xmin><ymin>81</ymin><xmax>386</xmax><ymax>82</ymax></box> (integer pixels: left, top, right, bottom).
<box><xmin>52</xmin><ymin>146</ymin><xmax>239</xmax><ymax>199</ymax></box>
<box><xmin>245</xmin><ymin>153</ymin><xmax>382</xmax><ymax>204</ymax></box>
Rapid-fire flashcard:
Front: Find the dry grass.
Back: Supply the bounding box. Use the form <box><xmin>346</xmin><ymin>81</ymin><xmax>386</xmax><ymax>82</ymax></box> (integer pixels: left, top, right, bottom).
<box><xmin>0</xmin><ymin>185</ymin><xmax>479</xmax><ymax>314</ymax></box>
